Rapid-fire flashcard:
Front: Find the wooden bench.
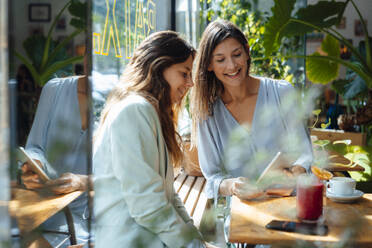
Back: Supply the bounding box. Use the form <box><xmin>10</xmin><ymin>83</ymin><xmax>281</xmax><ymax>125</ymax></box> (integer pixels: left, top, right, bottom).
<box><xmin>174</xmin><ymin>172</ymin><xmax>208</xmax><ymax>227</ymax></box>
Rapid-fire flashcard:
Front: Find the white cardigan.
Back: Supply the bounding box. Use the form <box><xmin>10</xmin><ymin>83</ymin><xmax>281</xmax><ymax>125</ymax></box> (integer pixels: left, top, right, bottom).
<box><xmin>93</xmin><ymin>94</ymin><xmax>201</xmax><ymax>248</ymax></box>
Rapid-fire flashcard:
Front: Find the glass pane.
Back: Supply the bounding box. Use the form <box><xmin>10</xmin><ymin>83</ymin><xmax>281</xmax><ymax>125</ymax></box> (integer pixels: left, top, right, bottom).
<box><xmin>0</xmin><ymin>0</ymin><xmax>11</xmax><ymax>246</ymax></box>
<box><xmin>8</xmin><ymin>1</ymin><xmax>91</xmax><ymax>247</ymax></box>
<box><xmin>92</xmin><ymin>0</ymin><xmax>172</xmax><ymax>123</ymax></box>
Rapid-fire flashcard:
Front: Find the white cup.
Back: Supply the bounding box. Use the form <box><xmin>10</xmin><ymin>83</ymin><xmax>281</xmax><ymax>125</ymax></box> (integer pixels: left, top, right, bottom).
<box><xmin>327</xmin><ymin>177</ymin><xmax>356</xmax><ymax>196</ymax></box>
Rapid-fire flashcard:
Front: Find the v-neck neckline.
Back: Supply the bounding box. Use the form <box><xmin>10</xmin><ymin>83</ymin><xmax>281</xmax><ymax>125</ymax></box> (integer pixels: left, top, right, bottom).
<box><xmin>220</xmin><ymin>77</ymin><xmax>262</xmax><ymax>131</ymax></box>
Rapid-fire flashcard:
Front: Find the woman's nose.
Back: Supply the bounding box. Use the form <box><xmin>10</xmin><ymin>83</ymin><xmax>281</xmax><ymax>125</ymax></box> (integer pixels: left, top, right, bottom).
<box><xmin>226</xmin><ymin>57</ymin><xmax>237</xmax><ymax>70</ymax></box>
<box><xmin>186</xmin><ymin>79</ymin><xmax>194</xmax><ymax>87</ymax></box>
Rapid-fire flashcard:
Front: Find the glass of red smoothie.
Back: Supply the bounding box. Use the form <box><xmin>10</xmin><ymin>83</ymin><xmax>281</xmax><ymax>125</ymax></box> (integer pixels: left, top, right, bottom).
<box><xmin>296</xmin><ymin>174</ymin><xmax>324</xmax><ymax>223</ymax></box>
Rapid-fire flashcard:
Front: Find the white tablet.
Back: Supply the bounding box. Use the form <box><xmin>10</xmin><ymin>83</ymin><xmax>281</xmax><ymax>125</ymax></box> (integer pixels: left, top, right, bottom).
<box><xmin>18</xmin><ymin>147</ymin><xmax>50</xmax><ymax>182</ymax></box>
<box><xmin>256</xmin><ymin>152</ymin><xmax>287</xmax><ymax>184</ymax></box>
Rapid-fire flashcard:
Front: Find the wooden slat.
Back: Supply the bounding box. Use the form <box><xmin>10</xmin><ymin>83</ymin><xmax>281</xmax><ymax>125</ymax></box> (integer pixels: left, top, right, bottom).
<box><xmin>178</xmin><ymin>176</ymin><xmax>196</xmax><ymax>203</ymax></box>
<box><xmin>174</xmin><ymin>172</ymin><xmax>187</xmax><ymax>193</ymax></box>
<box><xmin>184</xmin><ymin>177</ymin><xmax>205</xmax><ymax>216</ymax></box>
<box><xmin>192</xmin><ymin>182</ymin><xmax>208</xmax><ymax>228</ymax></box>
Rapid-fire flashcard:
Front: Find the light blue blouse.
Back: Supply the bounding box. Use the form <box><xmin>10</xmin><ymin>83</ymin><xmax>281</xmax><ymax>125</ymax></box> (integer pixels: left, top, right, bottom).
<box><xmin>197</xmin><ymin>77</ymin><xmax>313</xmax><ymax>199</ymax></box>
<box><xmin>25</xmin><ymin>76</ymin><xmax>89</xmax><ymax>247</ymax></box>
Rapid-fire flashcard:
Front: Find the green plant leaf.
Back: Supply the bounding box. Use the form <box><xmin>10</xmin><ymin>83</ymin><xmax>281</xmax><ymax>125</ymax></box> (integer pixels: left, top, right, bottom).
<box><xmin>313</xmin><ymin>139</ymin><xmax>330</xmax><ymax>147</ymax></box>
<box><xmin>263</xmin><ymin>0</ymin><xmax>296</xmax><ymax>56</ymax></box>
<box><xmin>292</xmin><ymin>0</ymin><xmax>346</xmax><ymax>33</ymax></box>
<box><xmin>306</xmin><ymin>52</ymin><xmax>338</xmax><ymax>84</ymax></box>
<box><xmin>321</xmin><ymin>34</ymin><xmax>340</xmax><ymax>57</ymax></box>
<box><xmin>22</xmin><ymin>35</ymin><xmax>46</xmax><ymax>70</ymax></box>
<box><xmin>321</xmin><ymin>118</ymin><xmax>331</xmax><ymax>129</ymax></box>
<box><xmin>331</xmin><ymin>79</ymin><xmax>350</xmax><ymax>95</ymax></box>
<box><xmin>333</xmin><ymin>139</ymin><xmax>352</xmax><ymax>145</ymax></box>
<box><xmin>40</xmin><ymin>56</ymin><xmax>84</xmax><ymax>86</ymax></box>
<box><xmin>68</xmin><ymin>0</ymin><xmax>87</xmax><ymax>30</ymax></box>
<box><xmin>343</xmin><ymin>75</ymin><xmax>368</xmax><ymax>99</ymax></box>
<box><xmin>306</xmin><ymin>35</ymin><xmax>340</xmax><ymax>84</ymax></box>
<box><xmin>312</xmin><ymin>109</ymin><xmax>321</xmax><ymax>116</ymax></box>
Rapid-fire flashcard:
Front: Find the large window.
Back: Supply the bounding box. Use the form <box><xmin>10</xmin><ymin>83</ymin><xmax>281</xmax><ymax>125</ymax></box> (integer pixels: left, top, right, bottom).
<box><xmin>92</xmin><ymin>0</ymin><xmax>173</xmax><ymax>121</ymax></box>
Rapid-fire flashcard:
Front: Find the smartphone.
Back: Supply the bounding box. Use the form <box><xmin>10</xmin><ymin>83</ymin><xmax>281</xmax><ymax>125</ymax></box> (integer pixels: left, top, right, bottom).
<box><xmin>265</xmin><ymin>220</ymin><xmax>328</xmax><ymax>236</ymax></box>
<box><xmin>18</xmin><ymin>147</ymin><xmax>50</xmax><ymax>182</ymax></box>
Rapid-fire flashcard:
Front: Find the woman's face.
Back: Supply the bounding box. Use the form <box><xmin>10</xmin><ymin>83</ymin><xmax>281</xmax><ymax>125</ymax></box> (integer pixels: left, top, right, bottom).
<box><xmin>163</xmin><ymin>55</ymin><xmax>194</xmax><ymax>104</ymax></box>
<box><xmin>208</xmin><ymin>37</ymin><xmax>249</xmax><ymax>87</ymax></box>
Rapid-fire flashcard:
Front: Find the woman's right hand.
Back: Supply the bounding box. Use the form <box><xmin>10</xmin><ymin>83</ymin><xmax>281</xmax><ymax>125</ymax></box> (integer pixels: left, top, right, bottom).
<box><xmin>220</xmin><ymin>177</ymin><xmax>265</xmax><ymax>199</ymax></box>
<box><xmin>232</xmin><ymin>177</ymin><xmax>265</xmax><ymax>200</ymax></box>
<box><xmin>21</xmin><ymin>161</ymin><xmax>43</xmax><ymax>189</ymax></box>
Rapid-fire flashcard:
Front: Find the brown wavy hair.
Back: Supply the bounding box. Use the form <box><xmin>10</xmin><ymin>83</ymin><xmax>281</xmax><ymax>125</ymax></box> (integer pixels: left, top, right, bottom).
<box><xmin>190</xmin><ymin>20</ymin><xmax>251</xmax><ymax>145</ymax></box>
<box><xmin>98</xmin><ymin>31</ymin><xmax>195</xmax><ymax>166</ymax></box>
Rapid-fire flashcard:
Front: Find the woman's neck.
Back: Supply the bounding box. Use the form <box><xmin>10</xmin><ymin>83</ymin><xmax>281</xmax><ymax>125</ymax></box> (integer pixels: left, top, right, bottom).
<box><xmin>222</xmin><ymin>76</ymin><xmax>260</xmax><ymax>104</ymax></box>
<box><xmin>77</xmin><ymin>76</ymin><xmax>88</xmax><ymax>95</ymax></box>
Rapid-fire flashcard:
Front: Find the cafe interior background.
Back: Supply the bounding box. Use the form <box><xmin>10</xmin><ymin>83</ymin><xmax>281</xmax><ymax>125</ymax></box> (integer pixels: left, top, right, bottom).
<box><xmin>0</xmin><ymin>0</ymin><xmax>371</xmax><ymax>247</ymax></box>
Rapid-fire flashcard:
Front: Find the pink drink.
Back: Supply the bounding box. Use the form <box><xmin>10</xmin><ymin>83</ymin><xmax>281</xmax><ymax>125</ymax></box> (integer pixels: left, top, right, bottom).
<box><xmin>296</xmin><ymin>176</ymin><xmax>324</xmax><ymax>222</ymax></box>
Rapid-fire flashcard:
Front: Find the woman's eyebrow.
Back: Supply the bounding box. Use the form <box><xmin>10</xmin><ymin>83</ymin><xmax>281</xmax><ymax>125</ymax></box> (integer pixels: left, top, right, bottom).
<box><xmin>213</xmin><ymin>46</ymin><xmax>242</xmax><ymax>57</ymax></box>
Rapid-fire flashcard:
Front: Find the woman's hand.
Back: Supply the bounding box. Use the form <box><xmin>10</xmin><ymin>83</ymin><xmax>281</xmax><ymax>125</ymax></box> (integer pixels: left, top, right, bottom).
<box><xmin>21</xmin><ymin>161</ymin><xmax>44</xmax><ymax>189</ymax></box>
<box><xmin>220</xmin><ymin>177</ymin><xmax>265</xmax><ymax>199</ymax></box>
<box><xmin>46</xmin><ymin>173</ymin><xmax>88</xmax><ymax>194</ymax></box>
<box><xmin>283</xmin><ymin>165</ymin><xmax>307</xmax><ymax>178</ymax></box>
<box><xmin>231</xmin><ymin>177</ymin><xmax>265</xmax><ymax>200</ymax></box>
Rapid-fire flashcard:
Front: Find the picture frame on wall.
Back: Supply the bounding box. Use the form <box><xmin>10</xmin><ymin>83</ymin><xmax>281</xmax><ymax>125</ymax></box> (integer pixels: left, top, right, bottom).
<box><xmin>28</xmin><ymin>3</ymin><xmax>51</xmax><ymax>22</ymax></box>
<box><xmin>336</xmin><ymin>17</ymin><xmax>346</xmax><ymax>29</ymax></box>
<box><xmin>56</xmin><ymin>16</ymin><xmax>67</xmax><ymax>30</ymax></box>
<box><xmin>354</xmin><ymin>19</ymin><xmax>367</xmax><ymax>36</ymax></box>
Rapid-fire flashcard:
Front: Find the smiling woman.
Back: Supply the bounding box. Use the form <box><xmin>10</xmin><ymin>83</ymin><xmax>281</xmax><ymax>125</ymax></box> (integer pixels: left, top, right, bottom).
<box><xmin>190</xmin><ymin>20</ymin><xmax>313</xmax><ymax>202</ymax></box>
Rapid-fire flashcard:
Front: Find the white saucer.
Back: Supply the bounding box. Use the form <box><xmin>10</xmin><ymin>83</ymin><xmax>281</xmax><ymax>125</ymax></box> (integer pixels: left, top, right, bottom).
<box><xmin>326</xmin><ymin>189</ymin><xmax>364</xmax><ymax>203</ymax></box>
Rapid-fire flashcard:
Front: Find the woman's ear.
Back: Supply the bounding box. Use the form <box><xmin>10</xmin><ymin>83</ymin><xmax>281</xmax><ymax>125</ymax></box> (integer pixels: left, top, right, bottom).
<box><xmin>207</xmin><ymin>64</ymin><xmax>213</xmax><ymax>72</ymax></box>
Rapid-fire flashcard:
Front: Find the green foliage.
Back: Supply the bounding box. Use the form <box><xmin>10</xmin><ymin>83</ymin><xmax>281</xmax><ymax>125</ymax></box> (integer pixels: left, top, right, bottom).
<box><xmin>15</xmin><ymin>0</ymin><xmax>86</xmax><ymax>86</ymax></box>
<box><xmin>201</xmin><ymin>0</ymin><xmax>300</xmax><ymax>82</ymax></box>
<box><xmin>263</xmin><ymin>0</ymin><xmax>372</xmax><ymax>87</ymax></box>
<box><xmin>306</xmin><ymin>35</ymin><xmax>340</xmax><ymax>84</ymax></box>
<box><xmin>327</xmin><ymin>142</ymin><xmax>372</xmax><ymax>181</ymax></box>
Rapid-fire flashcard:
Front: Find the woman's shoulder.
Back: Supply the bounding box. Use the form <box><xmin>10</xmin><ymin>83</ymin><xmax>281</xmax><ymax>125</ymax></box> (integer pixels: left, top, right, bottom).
<box><xmin>42</xmin><ymin>76</ymin><xmax>78</xmax><ymax>93</ymax></box>
<box><xmin>260</xmin><ymin>76</ymin><xmax>295</xmax><ymax>95</ymax></box>
<box><xmin>109</xmin><ymin>94</ymin><xmax>158</xmax><ymax>124</ymax></box>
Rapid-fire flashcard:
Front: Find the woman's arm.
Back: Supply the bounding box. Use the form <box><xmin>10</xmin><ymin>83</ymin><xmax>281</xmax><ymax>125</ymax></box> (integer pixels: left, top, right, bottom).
<box><xmin>25</xmin><ymin>80</ymin><xmax>60</xmax><ymax>179</ymax></box>
<box><xmin>197</xmin><ymin>120</ymin><xmax>233</xmax><ymax>199</ymax></box>
<box><xmin>277</xmin><ymin>81</ymin><xmax>314</xmax><ymax>173</ymax></box>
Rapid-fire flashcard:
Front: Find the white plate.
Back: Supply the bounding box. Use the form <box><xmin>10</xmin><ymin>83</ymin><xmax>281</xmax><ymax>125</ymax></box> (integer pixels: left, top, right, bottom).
<box><xmin>326</xmin><ymin>189</ymin><xmax>364</xmax><ymax>203</ymax></box>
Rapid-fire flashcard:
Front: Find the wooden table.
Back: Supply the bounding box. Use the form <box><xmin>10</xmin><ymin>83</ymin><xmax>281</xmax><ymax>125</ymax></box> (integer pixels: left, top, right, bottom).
<box><xmin>229</xmin><ymin>194</ymin><xmax>372</xmax><ymax>246</ymax></box>
<box><xmin>9</xmin><ymin>187</ymin><xmax>83</xmax><ymax>233</ymax></box>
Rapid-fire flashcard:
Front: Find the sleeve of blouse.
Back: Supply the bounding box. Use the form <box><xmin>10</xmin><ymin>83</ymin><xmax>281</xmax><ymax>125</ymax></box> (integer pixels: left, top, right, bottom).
<box><xmin>25</xmin><ymin>80</ymin><xmax>60</xmax><ymax>178</ymax></box>
<box><xmin>173</xmin><ymin>192</ymin><xmax>193</xmax><ymax>224</ymax></box>
<box><xmin>277</xmin><ymin>82</ymin><xmax>313</xmax><ymax>171</ymax></box>
<box><xmin>197</xmin><ymin>119</ymin><xmax>232</xmax><ymax>200</ymax></box>
<box><xmin>109</xmin><ymin>101</ymin><xmax>201</xmax><ymax>248</ymax></box>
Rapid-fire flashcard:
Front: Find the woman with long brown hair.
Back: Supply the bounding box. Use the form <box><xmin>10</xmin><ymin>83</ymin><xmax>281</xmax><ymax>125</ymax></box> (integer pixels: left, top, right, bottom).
<box><xmin>93</xmin><ymin>31</ymin><xmax>206</xmax><ymax>248</ymax></box>
<box><xmin>190</xmin><ymin>20</ymin><xmax>313</xmax><ymax>201</ymax></box>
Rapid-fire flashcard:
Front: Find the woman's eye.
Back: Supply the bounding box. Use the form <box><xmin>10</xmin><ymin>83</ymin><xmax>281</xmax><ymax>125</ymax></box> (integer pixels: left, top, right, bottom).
<box><xmin>234</xmin><ymin>53</ymin><xmax>241</xmax><ymax>57</ymax></box>
<box><xmin>182</xmin><ymin>72</ymin><xmax>188</xmax><ymax>78</ymax></box>
<box><xmin>216</xmin><ymin>59</ymin><xmax>224</xmax><ymax>63</ymax></box>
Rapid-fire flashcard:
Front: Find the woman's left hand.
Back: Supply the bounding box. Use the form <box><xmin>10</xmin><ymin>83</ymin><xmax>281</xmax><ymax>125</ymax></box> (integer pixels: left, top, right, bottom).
<box><xmin>282</xmin><ymin>165</ymin><xmax>306</xmax><ymax>178</ymax></box>
<box><xmin>46</xmin><ymin>173</ymin><xmax>88</xmax><ymax>194</ymax></box>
